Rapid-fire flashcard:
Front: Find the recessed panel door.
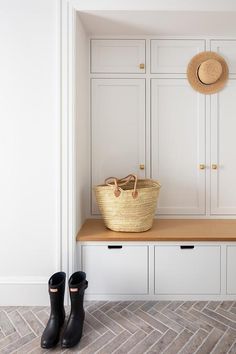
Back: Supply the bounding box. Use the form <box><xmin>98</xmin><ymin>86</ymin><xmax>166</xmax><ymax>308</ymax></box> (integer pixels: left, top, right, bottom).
<box><xmin>91</xmin><ymin>78</ymin><xmax>145</xmax><ymax>214</ymax></box>
<box><xmin>211</xmin><ymin>80</ymin><xmax>236</xmax><ymax>214</ymax></box>
<box><xmin>151</xmin><ymin>79</ymin><xmax>206</xmax><ymax>215</ymax></box>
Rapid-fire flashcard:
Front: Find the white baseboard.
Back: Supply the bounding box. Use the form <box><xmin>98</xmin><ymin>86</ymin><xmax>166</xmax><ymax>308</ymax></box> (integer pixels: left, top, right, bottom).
<box><xmin>85</xmin><ymin>294</ymin><xmax>236</xmax><ymax>301</ymax></box>
<box><xmin>0</xmin><ymin>277</ymin><xmax>49</xmax><ymax>306</ymax></box>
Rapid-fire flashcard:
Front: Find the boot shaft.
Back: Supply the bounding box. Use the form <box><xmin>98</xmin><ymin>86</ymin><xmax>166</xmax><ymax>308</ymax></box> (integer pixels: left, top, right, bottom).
<box><xmin>48</xmin><ymin>272</ymin><xmax>66</xmax><ymax>317</ymax></box>
<box><xmin>69</xmin><ymin>292</ymin><xmax>85</xmax><ymax>315</ymax></box>
<box><xmin>68</xmin><ymin>272</ymin><xmax>88</xmax><ymax>318</ymax></box>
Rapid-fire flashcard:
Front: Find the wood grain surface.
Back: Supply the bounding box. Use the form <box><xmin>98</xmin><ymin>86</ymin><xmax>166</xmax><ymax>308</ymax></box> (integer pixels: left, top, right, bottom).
<box><xmin>76</xmin><ymin>219</ymin><xmax>236</xmax><ymax>242</ymax></box>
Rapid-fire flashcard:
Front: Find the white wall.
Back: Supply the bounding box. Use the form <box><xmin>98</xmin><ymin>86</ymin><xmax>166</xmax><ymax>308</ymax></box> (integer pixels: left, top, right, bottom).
<box><xmin>75</xmin><ymin>16</ymin><xmax>90</xmax><ymax>236</ymax></box>
<box><xmin>0</xmin><ymin>0</ymin><xmax>59</xmax><ymax>305</ymax></box>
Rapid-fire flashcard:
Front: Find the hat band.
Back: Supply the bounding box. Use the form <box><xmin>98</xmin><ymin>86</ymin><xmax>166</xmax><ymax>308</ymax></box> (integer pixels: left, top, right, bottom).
<box><xmin>196</xmin><ymin>66</ymin><xmax>216</xmax><ymax>85</ymax></box>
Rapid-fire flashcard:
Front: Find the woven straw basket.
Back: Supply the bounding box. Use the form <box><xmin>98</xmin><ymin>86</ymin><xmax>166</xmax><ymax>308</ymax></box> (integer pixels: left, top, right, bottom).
<box><xmin>94</xmin><ymin>174</ymin><xmax>161</xmax><ymax>232</ymax></box>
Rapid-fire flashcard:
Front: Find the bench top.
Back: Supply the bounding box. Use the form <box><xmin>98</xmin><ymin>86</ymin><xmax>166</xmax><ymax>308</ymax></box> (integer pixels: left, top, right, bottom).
<box><xmin>76</xmin><ymin>219</ymin><xmax>236</xmax><ymax>242</ymax></box>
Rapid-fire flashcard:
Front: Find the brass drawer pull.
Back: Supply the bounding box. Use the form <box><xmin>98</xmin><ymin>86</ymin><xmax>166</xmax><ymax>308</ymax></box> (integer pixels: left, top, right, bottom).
<box><xmin>199</xmin><ymin>164</ymin><xmax>205</xmax><ymax>170</ymax></box>
<box><xmin>139</xmin><ymin>164</ymin><xmax>145</xmax><ymax>170</ymax></box>
<box><xmin>212</xmin><ymin>164</ymin><xmax>218</xmax><ymax>170</ymax></box>
<box><xmin>139</xmin><ymin>63</ymin><xmax>145</xmax><ymax>69</ymax></box>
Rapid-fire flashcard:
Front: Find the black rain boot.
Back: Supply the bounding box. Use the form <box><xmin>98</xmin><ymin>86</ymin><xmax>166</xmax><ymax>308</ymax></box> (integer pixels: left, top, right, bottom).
<box><xmin>61</xmin><ymin>271</ymin><xmax>88</xmax><ymax>348</ymax></box>
<box><xmin>41</xmin><ymin>272</ymin><xmax>66</xmax><ymax>348</ymax></box>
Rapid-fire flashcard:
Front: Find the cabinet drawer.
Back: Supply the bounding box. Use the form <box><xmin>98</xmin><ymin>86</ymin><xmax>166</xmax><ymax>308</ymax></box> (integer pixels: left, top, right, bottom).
<box><xmin>211</xmin><ymin>40</ymin><xmax>236</xmax><ymax>73</ymax></box>
<box><xmin>82</xmin><ymin>245</ymin><xmax>148</xmax><ymax>294</ymax></box>
<box><xmin>227</xmin><ymin>246</ymin><xmax>236</xmax><ymax>294</ymax></box>
<box><xmin>151</xmin><ymin>40</ymin><xmax>205</xmax><ymax>73</ymax></box>
<box><xmin>91</xmin><ymin>39</ymin><xmax>146</xmax><ymax>73</ymax></box>
<box><xmin>155</xmin><ymin>245</ymin><xmax>221</xmax><ymax>294</ymax></box>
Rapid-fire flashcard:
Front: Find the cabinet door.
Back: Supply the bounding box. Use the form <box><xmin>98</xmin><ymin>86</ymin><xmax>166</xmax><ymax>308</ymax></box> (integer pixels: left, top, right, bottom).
<box><xmin>211</xmin><ymin>40</ymin><xmax>236</xmax><ymax>73</ymax></box>
<box><xmin>155</xmin><ymin>245</ymin><xmax>221</xmax><ymax>294</ymax></box>
<box><xmin>151</xmin><ymin>40</ymin><xmax>205</xmax><ymax>73</ymax></box>
<box><xmin>151</xmin><ymin>79</ymin><xmax>205</xmax><ymax>215</ymax></box>
<box><xmin>82</xmin><ymin>245</ymin><xmax>148</xmax><ymax>295</ymax></box>
<box><xmin>91</xmin><ymin>40</ymin><xmax>145</xmax><ymax>73</ymax></box>
<box><xmin>211</xmin><ymin>80</ymin><xmax>236</xmax><ymax>214</ymax></box>
<box><xmin>91</xmin><ymin>79</ymin><xmax>145</xmax><ymax>214</ymax></box>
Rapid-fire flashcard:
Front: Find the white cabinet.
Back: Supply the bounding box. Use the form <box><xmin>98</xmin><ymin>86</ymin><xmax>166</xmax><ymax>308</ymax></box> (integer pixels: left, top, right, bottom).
<box><xmin>91</xmin><ymin>39</ymin><xmax>146</xmax><ymax>73</ymax></box>
<box><xmin>227</xmin><ymin>246</ymin><xmax>236</xmax><ymax>294</ymax></box>
<box><xmin>81</xmin><ymin>245</ymin><xmax>148</xmax><ymax>295</ymax></box>
<box><xmin>91</xmin><ymin>78</ymin><xmax>145</xmax><ymax>214</ymax></box>
<box><xmin>211</xmin><ymin>80</ymin><xmax>236</xmax><ymax>215</ymax></box>
<box><xmin>151</xmin><ymin>79</ymin><xmax>206</xmax><ymax>215</ymax></box>
<box><xmin>155</xmin><ymin>245</ymin><xmax>221</xmax><ymax>295</ymax></box>
<box><xmin>78</xmin><ymin>241</ymin><xmax>236</xmax><ymax>300</ymax></box>
<box><xmin>211</xmin><ymin>40</ymin><xmax>236</xmax><ymax>73</ymax></box>
<box><xmin>89</xmin><ymin>38</ymin><xmax>236</xmax><ymax>217</ymax></box>
<box><xmin>151</xmin><ymin>40</ymin><xmax>205</xmax><ymax>73</ymax></box>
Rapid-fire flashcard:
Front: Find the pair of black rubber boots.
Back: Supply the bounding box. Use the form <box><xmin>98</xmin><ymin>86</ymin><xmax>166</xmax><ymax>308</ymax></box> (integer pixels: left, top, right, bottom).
<box><xmin>41</xmin><ymin>271</ymin><xmax>88</xmax><ymax>349</ymax></box>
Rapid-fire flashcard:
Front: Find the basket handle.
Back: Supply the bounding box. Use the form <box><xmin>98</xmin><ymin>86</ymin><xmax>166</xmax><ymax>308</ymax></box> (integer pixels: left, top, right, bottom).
<box><xmin>105</xmin><ymin>174</ymin><xmax>138</xmax><ymax>199</ymax></box>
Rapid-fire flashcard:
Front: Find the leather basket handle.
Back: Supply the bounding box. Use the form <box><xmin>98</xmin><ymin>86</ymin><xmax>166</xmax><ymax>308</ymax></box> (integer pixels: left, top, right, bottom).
<box><xmin>105</xmin><ymin>174</ymin><xmax>138</xmax><ymax>199</ymax></box>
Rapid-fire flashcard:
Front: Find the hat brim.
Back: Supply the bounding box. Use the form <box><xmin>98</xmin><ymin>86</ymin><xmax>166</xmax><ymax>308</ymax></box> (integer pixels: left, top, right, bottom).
<box><xmin>187</xmin><ymin>51</ymin><xmax>228</xmax><ymax>94</ymax></box>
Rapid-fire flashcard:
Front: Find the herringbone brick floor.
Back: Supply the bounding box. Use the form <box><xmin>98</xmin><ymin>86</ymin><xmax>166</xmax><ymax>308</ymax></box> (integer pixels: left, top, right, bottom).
<box><xmin>0</xmin><ymin>301</ymin><xmax>236</xmax><ymax>353</ymax></box>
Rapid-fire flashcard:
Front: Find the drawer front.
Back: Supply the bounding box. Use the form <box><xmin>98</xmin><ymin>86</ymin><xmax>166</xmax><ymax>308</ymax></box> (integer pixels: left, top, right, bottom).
<box><xmin>91</xmin><ymin>39</ymin><xmax>146</xmax><ymax>73</ymax></box>
<box><xmin>155</xmin><ymin>245</ymin><xmax>221</xmax><ymax>294</ymax></box>
<box><xmin>82</xmin><ymin>245</ymin><xmax>148</xmax><ymax>294</ymax></box>
<box><xmin>211</xmin><ymin>40</ymin><xmax>236</xmax><ymax>73</ymax></box>
<box><xmin>227</xmin><ymin>246</ymin><xmax>236</xmax><ymax>294</ymax></box>
<box><xmin>151</xmin><ymin>39</ymin><xmax>205</xmax><ymax>73</ymax></box>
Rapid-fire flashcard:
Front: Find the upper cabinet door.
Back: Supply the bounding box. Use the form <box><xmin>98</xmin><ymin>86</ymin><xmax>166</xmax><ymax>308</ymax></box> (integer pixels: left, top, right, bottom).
<box><xmin>91</xmin><ymin>39</ymin><xmax>146</xmax><ymax>73</ymax></box>
<box><xmin>151</xmin><ymin>40</ymin><xmax>205</xmax><ymax>73</ymax></box>
<box><xmin>211</xmin><ymin>40</ymin><xmax>236</xmax><ymax>73</ymax></box>
<box><xmin>151</xmin><ymin>79</ymin><xmax>205</xmax><ymax>215</ymax></box>
<box><xmin>91</xmin><ymin>79</ymin><xmax>145</xmax><ymax>214</ymax></box>
<box><xmin>211</xmin><ymin>80</ymin><xmax>236</xmax><ymax>215</ymax></box>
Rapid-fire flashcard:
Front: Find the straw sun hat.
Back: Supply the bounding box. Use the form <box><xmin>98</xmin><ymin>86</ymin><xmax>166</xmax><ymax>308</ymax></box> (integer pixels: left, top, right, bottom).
<box><xmin>187</xmin><ymin>51</ymin><xmax>228</xmax><ymax>94</ymax></box>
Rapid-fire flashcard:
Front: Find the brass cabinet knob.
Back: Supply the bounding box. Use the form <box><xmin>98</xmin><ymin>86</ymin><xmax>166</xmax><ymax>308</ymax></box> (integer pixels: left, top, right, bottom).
<box><xmin>139</xmin><ymin>63</ymin><xmax>145</xmax><ymax>69</ymax></box>
<box><xmin>212</xmin><ymin>164</ymin><xmax>218</xmax><ymax>170</ymax></box>
<box><xmin>139</xmin><ymin>164</ymin><xmax>145</xmax><ymax>170</ymax></box>
<box><xmin>199</xmin><ymin>164</ymin><xmax>206</xmax><ymax>170</ymax></box>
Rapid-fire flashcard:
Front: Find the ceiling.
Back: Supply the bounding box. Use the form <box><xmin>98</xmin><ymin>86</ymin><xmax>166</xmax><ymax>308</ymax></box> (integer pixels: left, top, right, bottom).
<box><xmin>74</xmin><ymin>0</ymin><xmax>236</xmax><ymax>12</ymax></box>
<box><xmin>78</xmin><ymin>10</ymin><xmax>236</xmax><ymax>36</ymax></box>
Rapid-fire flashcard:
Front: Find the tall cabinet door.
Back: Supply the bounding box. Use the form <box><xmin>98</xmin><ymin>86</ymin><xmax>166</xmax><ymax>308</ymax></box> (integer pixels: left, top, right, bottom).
<box><xmin>211</xmin><ymin>80</ymin><xmax>236</xmax><ymax>215</ymax></box>
<box><xmin>91</xmin><ymin>79</ymin><xmax>145</xmax><ymax>214</ymax></box>
<box><xmin>151</xmin><ymin>79</ymin><xmax>205</xmax><ymax>215</ymax></box>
